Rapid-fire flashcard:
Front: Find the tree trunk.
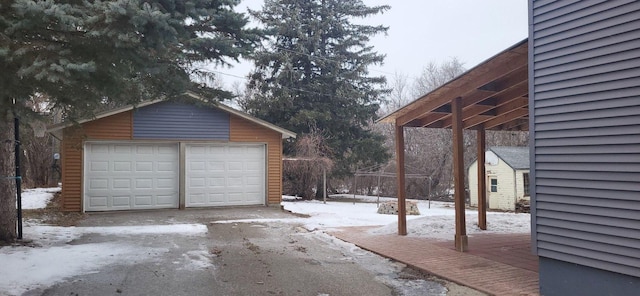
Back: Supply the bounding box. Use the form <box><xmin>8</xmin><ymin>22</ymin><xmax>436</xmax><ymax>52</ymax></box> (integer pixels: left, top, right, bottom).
<box><xmin>0</xmin><ymin>111</ymin><xmax>17</xmax><ymax>242</ymax></box>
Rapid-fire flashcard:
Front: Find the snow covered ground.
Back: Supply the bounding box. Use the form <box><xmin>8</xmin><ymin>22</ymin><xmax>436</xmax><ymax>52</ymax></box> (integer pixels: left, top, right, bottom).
<box><xmin>20</xmin><ymin>187</ymin><xmax>60</xmax><ymax>209</ymax></box>
<box><xmin>1</xmin><ymin>188</ymin><xmax>209</xmax><ymax>296</ymax></box>
<box><xmin>280</xmin><ymin>194</ymin><xmax>531</xmax><ymax>240</ymax></box>
<box><xmin>1</xmin><ymin>189</ymin><xmax>529</xmax><ymax>295</ymax></box>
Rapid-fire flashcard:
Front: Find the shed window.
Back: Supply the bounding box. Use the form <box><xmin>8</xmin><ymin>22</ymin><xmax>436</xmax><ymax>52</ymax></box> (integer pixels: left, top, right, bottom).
<box><xmin>490</xmin><ymin>178</ymin><xmax>498</xmax><ymax>192</ymax></box>
<box><xmin>523</xmin><ymin>173</ymin><xmax>530</xmax><ymax>196</ymax></box>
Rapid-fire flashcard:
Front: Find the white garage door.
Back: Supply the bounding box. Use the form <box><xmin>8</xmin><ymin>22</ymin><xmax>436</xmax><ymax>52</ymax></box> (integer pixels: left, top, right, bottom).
<box><xmin>186</xmin><ymin>143</ymin><xmax>265</xmax><ymax>207</ymax></box>
<box><xmin>84</xmin><ymin>142</ymin><xmax>179</xmax><ymax>211</ymax></box>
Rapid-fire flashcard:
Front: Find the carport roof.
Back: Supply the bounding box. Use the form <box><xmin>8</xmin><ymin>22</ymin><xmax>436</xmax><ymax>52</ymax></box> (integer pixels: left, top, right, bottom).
<box><xmin>378</xmin><ymin>39</ymin><xmax>529</xmax><ymax>131</ymax></box>
<box><xmin>47</xmin><ymin>91</ymin><xmax>297</xmax><ymax>139</ymax></box>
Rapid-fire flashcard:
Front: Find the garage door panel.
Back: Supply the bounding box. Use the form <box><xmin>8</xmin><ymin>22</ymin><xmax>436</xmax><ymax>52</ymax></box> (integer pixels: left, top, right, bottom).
<box><xmin>88</xmin><ymin>196</ymin><xmax>108</xmax><ymax>208</ymax></box>
<box><xmin>84</xmin><ymin>143</ymin><xmax>179</xmax><ymax>211</ymax></box>
<box><xmin>191</xmin><ymin>161</ymin><xmax>206</xmax><ymax>171</ymax></box>
<box><xmin>157</xmin><ymin>195</ymin><xmax>176</xmax><ymax>206</ymax></box>
<box><xmin>157</xmin><ymin>178</ymin><xmax>175</xmax><ymax>188</ymax></box>
<box><xmin>134</xmin><ymin>195</ymin><xmax>153</xmax><ymax>206</ymax></box>
<box><xmin>247</xmin><ymin>176</ymin><xmax>261</xmax><ymax>186</ymax></box>
<box><xmin>186</xmin><ymin>143</ymin><xmax>265</xmax><ymax>207</ymax></box>
<box><xmin>112</xmin><ymin>179</ymin><xmax>131</xmax><ymax>189</ymax></box>
<box><xmin>207</xmin><ymin>161</ymin><xmax>225</xmax><ymax>171</ymax></box>
<box><xmin>136</xmin><ymin>162</ymin><xmax>153</xmax><ymax>172</ymax></box>
<box><xmin>90</xmin><ymin>144</ymin><xmax>109</xmax><ymax>153</ymax></box>
<box><xmin>208</xmin><ymin>193</ymin><xmax>225</xmax><ymax>203</ymax></box>
<box><xmin>190</xmin><ymin>177</ymin><xmax>206</xmax><ymax>188</ymax></box>
<box><xmin>114</xmin><ymin>161</ymin><xmax>132</xmax><ymax>172</ymax></box>
<box><xmin>189</xmin><ymin>193</ymin><xmax>205</xmax><ymax>205</ymax></box>
<box><xmin>89</xmin><ymin>178</ymin><xmax>109</xmax><ymax>190</ymax></box>
<box><xmin>90</xmin><ymin>161</ymin><xmax>109</xmax><ymax>172</ymax></box>
<box><xmin>112</xmin><ymin>195</ymin><xmax>131</xmax><ymax>207</ymax></box>
<box><xmin>209</xmin><ymin>177</ymin><xmax>225</xmax><ymax>187</ymax></box>
<box><xmin>135</xmin><ymin>179</ymin><xmax>153</xmax><ymax>189</ymax></box>
<box><xmin>157</xmin><ymin>145</ymin><xmax>176</xmax><ymax>154</ymax></box>
<box><xmin>157</xmin><ymin>162</ymin><xmax>176</xmax><ymax>172</ymax></box>
<box><xmin>228</xmin><ymin>162</ymin><xmax>242</xmax><ymax>171</ymax></box>
<box><xmin>134</xmin><ymin>145</ymin><xmax>152</xmax><ymax>154</ymax></box>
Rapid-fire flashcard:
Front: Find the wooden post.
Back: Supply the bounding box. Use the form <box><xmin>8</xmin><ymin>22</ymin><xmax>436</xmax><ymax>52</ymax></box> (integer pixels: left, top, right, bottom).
<box><xmin>452</xmin><ymin>97</ymin><xmax>468</xmax><ymax>251</ymax></box>
<box><xmin>395</xmin><ymin>123</ymin><xmax>407</xmax><ymax>235</ymax></box>
<box><xmin>477</xmin><ymin>126</ymin><xmax>487</xmax><ymax>230</ymax></box>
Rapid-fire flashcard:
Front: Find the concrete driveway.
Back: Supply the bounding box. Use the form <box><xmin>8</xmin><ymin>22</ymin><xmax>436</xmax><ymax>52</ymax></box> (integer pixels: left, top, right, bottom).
<box><xmin>21</xmin><ymin>207</ymin><xmax>481</xmax><ymax>296</ymax></box>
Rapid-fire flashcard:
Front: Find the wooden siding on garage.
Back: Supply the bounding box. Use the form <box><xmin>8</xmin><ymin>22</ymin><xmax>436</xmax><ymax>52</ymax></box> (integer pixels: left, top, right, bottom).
<box><xmin>60</xmin><ymin>111</ymin><xmax>133</xmax><ymax>211</ymax></box>
<box><xmin>531</xmin><ymin>0</ymin><xmax>640</xmax><ymax>277</ymax></box>
<box><xmin>229</xmin><ymin>114</ymin><xmax>283</xmax><ymax>205</ymax></box>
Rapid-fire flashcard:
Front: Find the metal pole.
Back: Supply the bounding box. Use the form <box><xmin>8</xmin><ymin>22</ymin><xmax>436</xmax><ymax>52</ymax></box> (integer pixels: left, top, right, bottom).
<box><xmin>376</xmin><ymin>172</ymin><xmax>381</xmax><ymax>207</ymax></box>
<box><xmin>14</xmin><ymin>115</ymin><xmax>22</xmax><ymax>240</ymax></box>
<box><xmin>428</xmin><ymin>177</ymin><xmax>431</xmax><ymax>209</ymax></box>
<box><xmin>323</xmin><ymin>168</ymin><xmax>326</xmax><ymax>204</ymax></box>
<box><xmin>353</xmin><ymin>172</ymin><xmax>357</xmax><ymax>205</ymax></box>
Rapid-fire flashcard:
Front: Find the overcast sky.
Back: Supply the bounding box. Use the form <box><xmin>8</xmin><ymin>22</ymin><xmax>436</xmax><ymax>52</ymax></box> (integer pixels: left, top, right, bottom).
<box><xmin>214</xmin><ymin>0</ymin><xmax>529</xmax><ymax>90</ymax></box>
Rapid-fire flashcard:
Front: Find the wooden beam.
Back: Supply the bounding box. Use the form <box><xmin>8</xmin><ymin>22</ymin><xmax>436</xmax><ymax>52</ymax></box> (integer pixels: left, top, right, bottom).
<box><xmin>443</xmin><ymin>81</ymin><xmax>529</xmax><ymax>129</ymax></box>
<box><xmin>497</xmin><ymin>118</ymin><xmax>530</xmax><ymax>131</ymax></box>
<box><xmin>452</xmin><ymin>97</ymin><xmax>468</xmax><ymax>252</ymax></box>
<box><xmin>415</xmin><ymin>113</ymin><xmax>449</xmax><ymax>127</ymax></box>
<box><xmin>395</xmin><ymin>123</ymin><xmax>407</xmax><ymax>235</ymax></box>
<box><xmin>477</xmin><ymin>126</ymin><xmax>487</xmax><ymax>230</ymax></box>
<box><xmin>493</xmin><ymin>97</ymin><xmax>528</xmax><ymax>114</ymax></box>
<box><xmin>462</xmin><ymin>90</ymin><xmax>499</xmax><ymax>108</ymax></box>
<box><xmin>484</xmin><ymin>108</ymin><xmax>529</xmax><ymax>129</ymax></box>
<box><xmin>479</xmin><ymin>64</ymin><xmax>528</xmax><ymax>93</ymax></box>
<box><xmin>393</xmin><ymin>50</ymin><xmax>528</xmax><ymax>126</ymax></box>
<box><xmin>438</xmin><ymin>104</ymin><xmax>494</xmax><ymax>128</ymax></box>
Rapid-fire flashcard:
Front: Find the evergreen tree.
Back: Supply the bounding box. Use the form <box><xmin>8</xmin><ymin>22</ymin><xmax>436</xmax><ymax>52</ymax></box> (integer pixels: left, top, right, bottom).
<box><xmin>243</xmin><ymin>0</ymin><xmax>391</xmax><ymax>185</ymax></box>
<box><xmin>0</xmin><ymin>0</ymin><xmax>260</xmax><ymax>242</ymax></box>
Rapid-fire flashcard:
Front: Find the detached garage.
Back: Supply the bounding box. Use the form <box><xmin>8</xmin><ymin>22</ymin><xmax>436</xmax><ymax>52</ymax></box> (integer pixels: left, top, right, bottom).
<box><xmin>48</xmin><ymin>98</ymin><xmax>295</xmax><ymax>212</ymax></box>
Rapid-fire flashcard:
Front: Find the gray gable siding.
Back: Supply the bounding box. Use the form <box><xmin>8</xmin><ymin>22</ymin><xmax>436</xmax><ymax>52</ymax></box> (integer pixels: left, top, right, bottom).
<box><xmin>530</xmin><ymin>0</ymin><xmax>640</xmax><ymax>278</ymax></box>
<box><xmin>133</xmin><ymin>101</ymin><xmax>230</xmax><ymax>140</ymax></box>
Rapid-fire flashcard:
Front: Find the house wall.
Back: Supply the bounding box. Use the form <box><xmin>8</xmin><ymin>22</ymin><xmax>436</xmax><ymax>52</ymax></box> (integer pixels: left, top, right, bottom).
<box><xmin>530</xmin><ymin>0</ymin><xmax>640</xmax><ymax>291</ymax></box>
<box><xmin>539</xmin><ymin>257</ymin><xmax>639</xmax><ymax>296</ymax></box>
<box><xmin>60</xmin><ymin>103</ymin><xmax>286</xmax><ymax>211</ymax></box>
<box><xmin>468</xmin><ymin>161</ymin><xmax>479</xmax><ymax>208</ymax></box>
<box><xmin>514</xmin><ymin>169</ymin><xmax>530</xmax><ymax>203</ymax></box>
<box><xmin>468</xmin><ymin>154</ymin><xmax>529</xmax><ymax>211</ymax></box>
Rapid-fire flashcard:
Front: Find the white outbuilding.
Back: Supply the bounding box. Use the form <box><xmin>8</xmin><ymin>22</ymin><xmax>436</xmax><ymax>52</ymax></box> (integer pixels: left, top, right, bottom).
<box><xmin>468</xmin><ymin>146</ymin><xmax>530</xmax><ymax>211</ymax></box>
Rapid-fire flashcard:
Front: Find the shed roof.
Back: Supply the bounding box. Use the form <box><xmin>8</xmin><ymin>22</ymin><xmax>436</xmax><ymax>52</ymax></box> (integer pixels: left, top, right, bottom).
<box><xmin>47</xmin><ymin>92</ymin><xmax>296</xmax><ymax>139</ymax></box>
<box><xmin>488</xmin><ymin>146</ymin><xmax>530</xmax><ymax>170</ymax></box>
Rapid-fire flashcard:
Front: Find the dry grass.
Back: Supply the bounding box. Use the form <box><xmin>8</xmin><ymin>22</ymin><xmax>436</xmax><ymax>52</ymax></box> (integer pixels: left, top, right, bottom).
<box><xmin>22</xmin><ymin>192</ymin><xmax>86</xmax><ymax>226</ymax></box>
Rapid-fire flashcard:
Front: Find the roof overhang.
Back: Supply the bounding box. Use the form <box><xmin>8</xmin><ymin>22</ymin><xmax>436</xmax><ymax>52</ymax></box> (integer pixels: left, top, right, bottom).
<box><xmin>47</xmin><ymin>92</ymin><xmax>297</xmax><ymax>139</ymax></box>
<box><xmin>379</xmin><ymin>38</ymin><xmax>529</xmax><ymax>131</ymax></box>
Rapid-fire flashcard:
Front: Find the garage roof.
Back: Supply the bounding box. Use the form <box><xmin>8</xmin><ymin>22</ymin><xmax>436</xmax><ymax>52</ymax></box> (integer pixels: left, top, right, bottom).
<box><xmin>379</xmin><ymin>39</ymin><xmax>529</xmax><ymax>131</ymax></box>
<box><xmin>47</xmin><ymin>92</ymin><xmax>297</xmax><ymax>139</ymax></box>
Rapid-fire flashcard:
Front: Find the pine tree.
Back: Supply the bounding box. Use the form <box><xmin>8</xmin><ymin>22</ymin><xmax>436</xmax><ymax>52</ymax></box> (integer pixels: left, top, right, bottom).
<box><xmin>0</xmin><ymin>0</ymin><xmax>260</xmax><ymax>242</ymax></box>
<box><xmin>243</xmin><ymin>0</ymin><xmax>391</xmax><ymax>185</ymax></box>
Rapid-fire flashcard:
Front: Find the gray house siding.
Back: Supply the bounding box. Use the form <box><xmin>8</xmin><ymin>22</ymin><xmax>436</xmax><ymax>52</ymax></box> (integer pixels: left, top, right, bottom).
<box><xmin>133</xmin><ymin>101</ymin><xmax>230</xmax><ymax>140</ymax></box>
<box><xmin>539</xmin><ymin>257</ymin><xmax>639</xmax><ymax>296</ymax></box>
<box><xmin>529</xmin><ymin>0</ymin><xmax>640</xmax><ymax>291</ymax></box>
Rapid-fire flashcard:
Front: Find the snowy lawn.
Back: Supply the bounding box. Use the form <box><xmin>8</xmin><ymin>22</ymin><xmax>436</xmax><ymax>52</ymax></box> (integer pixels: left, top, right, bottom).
<box><xmin>281</xmin><ymin>194</ymin><xmax>531</xmax><ymax>240</ymax></box>
<box><xmin>21</xmin><ymin>187</ymin><xmax>61</xmax><ymax>209</ymax></box>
